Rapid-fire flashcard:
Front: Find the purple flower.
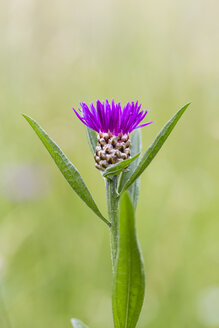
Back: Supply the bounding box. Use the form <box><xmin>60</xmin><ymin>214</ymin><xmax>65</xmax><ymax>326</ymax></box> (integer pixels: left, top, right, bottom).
<box><xmin>73</xmin><ymin>99</ymin><xmax>153</xmax><ymax>136</ymax></box>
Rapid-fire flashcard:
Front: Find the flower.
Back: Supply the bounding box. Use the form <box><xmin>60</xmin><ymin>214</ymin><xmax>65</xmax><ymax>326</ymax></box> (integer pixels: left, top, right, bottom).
<box><xmin>73</xmin><ymin>99</ymin><xmax>153</xmax><ymax>136</ymax></box>
<box><xmin>73</xmin><ymin>99</ymin><xmax>153</xmax><ymax>170</ymax></box>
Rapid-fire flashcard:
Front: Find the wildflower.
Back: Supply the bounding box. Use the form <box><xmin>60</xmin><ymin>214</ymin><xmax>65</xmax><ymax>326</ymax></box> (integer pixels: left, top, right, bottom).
<box><xmin>73</xmin><ymin>99</ymin><xmax>153</xmax><ymax>170</ymax></box>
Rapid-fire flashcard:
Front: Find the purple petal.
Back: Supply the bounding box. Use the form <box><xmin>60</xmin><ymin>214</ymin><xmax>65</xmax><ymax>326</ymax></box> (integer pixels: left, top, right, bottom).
<box><xmin>73</xmin><ymin>100</ymin><xmax>153</xmax><ymax>135</ymax></box>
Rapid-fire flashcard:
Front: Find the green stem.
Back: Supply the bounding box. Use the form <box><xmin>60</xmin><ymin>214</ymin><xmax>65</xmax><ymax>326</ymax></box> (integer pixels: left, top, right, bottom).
<box><xmin>105</xmin><ymin>176</ymin><xmax>120</xmax><ymax>270</ymax></box>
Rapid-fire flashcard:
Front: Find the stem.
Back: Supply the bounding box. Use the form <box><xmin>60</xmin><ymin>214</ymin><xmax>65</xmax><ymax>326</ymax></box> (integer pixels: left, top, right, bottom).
<box><xmin>105</xmin><ymin>176</ymin><xmax>120</xmax><ymax>270</ymax></box>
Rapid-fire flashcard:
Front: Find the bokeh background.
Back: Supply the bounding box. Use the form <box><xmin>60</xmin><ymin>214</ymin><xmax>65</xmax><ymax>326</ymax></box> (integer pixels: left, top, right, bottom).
<box><xmin>0</xmin><ymin>0</ymin><xmax>219</xmax><ymax>327</ymax></box>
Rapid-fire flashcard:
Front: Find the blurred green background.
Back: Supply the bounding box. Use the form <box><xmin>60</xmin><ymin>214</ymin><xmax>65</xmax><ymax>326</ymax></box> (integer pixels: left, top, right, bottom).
<box><xmin>0</xmin><ymin>0</ymin><xmax>219</xmax><ymax>327</ymax></box>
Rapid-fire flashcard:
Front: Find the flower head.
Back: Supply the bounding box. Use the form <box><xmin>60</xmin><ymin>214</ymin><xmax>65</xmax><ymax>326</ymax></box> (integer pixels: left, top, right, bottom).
<box><xmin>73</xmin><ymin>99</ymin><xmax>153</xmax><ymax>136</ymax></box>
<box><xmin>73</xmin><ymin>99</ymin><xmax>153</xmax><ymax>171</ymax></box>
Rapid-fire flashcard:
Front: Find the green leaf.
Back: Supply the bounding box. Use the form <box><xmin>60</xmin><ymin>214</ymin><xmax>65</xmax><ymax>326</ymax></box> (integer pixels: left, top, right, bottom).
<box><xmin>86</xmin><ymin>127</ymin><xmax>97</xmax><ymax>154</ymax></box>
<box><xmin>23</xmin><ymin>114</ymin><xmax>110</xmax><ymax>227</ymax></box>
<box><xmin>119</xmin><ymin>129</ymin><xmax>142</xmax><ymax>211</ymax></box>
<box><xmin>119</xmin><ymin>103</ymin><xmax>191</xmax><ymax>193</ymax></box>
<box><xmin>71</xmin><ymin>318</ymin><xmax>89</xmax><ymax>328</ymax></box>
<box><xmin>103</xmin><ymin>153</ymin><xmax>140</xmax><ymax>178</ymax></box>
<box><xmin>112</xmin><ymin>192</ymin><xmax>145</xmax><ymax>328</ymax></box>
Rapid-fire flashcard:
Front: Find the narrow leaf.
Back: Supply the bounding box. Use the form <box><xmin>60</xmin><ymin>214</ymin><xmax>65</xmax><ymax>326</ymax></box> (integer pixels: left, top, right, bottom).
<box><xmin>119</xmin><ymin>103</ymin><xmax>190</xmax><ymax>193</ymax></box>
<box><xmin>23</xmin><ymin>114</ymin><xmax>110</xmax><ymax>227</ymax></box>
<box><xmin>71</xmin><ymin>318</ymin><xmax>89</xmax><ymax>328</ymax></box>
<box><xmin>119</xmin><ymin>129</ymin><xmax>142</xmax><ymax>210</ymax></box>
<box><xmin>112</xmin><ymin>192</ymin><xmax>145</xmax><ymax>328</ymax></box>
<box><xmin>86</xmin><ymin>127</ymin><xmax>97</xmax><ymax>154</ymax></box>
<box><xmin>103</xmin><ymin>153</ymin><xmax>140</xmax><ymax>178</ymax></box>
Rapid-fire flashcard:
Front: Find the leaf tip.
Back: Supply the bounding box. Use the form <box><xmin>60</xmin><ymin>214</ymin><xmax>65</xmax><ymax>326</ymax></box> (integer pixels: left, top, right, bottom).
<box><xmin>183</xmin><ymin>102</ymin><xmax>192</xmax><ymax>110</ymax></box>
<box><xmin>22</xmin><ymin>113</ymin><xmax>31</xmax><ymax>122</ymax></box>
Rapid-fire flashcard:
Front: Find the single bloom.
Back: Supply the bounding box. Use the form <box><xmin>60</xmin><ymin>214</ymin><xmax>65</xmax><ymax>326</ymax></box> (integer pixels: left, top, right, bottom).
<box><xmin>73</xmin><ymin>99</ymin><xmax>153</xmax><ymax>170</ymax></box>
